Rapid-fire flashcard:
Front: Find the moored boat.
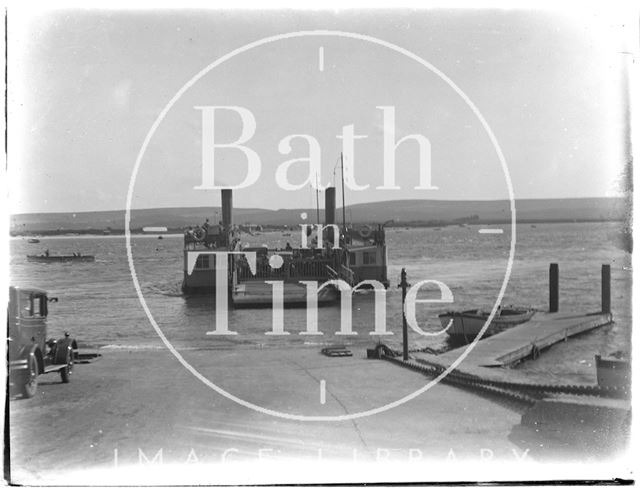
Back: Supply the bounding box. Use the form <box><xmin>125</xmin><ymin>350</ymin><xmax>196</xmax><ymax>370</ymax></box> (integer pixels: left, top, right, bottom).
<box><xmin>439</xmin><ymin>306</ymin><xmax>536</xmax><ymax>339</ymax></box>
<box><xmin>27</xmin><ymin>238</ymin><xmax>40</xmax><ymax>243</ymax></box>
<box><xmin>27</xmin><ymin>254</ymin><xmax>95</xmax><ymax>263</ymax></box>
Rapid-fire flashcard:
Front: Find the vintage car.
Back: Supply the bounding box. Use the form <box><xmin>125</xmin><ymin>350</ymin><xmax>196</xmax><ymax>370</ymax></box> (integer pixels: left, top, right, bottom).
<box><xmin>7</xmin><ymin>286</ymin><xmax>78</xmax><ymax>398</ymax></box>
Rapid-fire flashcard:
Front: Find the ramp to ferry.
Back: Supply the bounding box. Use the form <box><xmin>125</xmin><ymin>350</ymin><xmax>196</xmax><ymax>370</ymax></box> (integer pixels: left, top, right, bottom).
<box><xmin>232</xmin><ymin>281</ymin><xmax>339</xmax><ymax>307</ymax></box>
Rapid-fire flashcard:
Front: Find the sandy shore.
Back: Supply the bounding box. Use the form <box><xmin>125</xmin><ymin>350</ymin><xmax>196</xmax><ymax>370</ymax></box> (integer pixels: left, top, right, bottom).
<box><xmin>7</xmin><ymin>346</ymin><xmax>627</xmax><ymax>484</ymax></box>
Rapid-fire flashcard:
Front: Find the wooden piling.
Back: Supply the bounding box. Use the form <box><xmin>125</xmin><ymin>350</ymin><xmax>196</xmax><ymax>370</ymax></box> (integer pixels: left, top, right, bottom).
<box><xmin>602</xmin><ymin>264</ymin><xmax>611</xmax><ymax>314</ymax></box>
<box><xmin>399</xmin><ymin>268</ymin><xmax>409</xmax><ymax>361</ymax></box>
<box><xmin>549</xmin><ymin>263</ymin><xmax>559</xmax><ymax>313</ymax></box>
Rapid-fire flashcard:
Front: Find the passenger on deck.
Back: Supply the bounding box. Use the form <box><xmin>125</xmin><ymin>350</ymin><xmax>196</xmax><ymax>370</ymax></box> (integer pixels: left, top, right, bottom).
<box><xmin>202</xmin><ymin>219</ymin><xmax>211</xmax><ymax>248</ymax></box>
<box><xmin>322</xmin><ymin>241</ymin><xmax>332</xmax><ymax>258</ymax></box>
<box><xmin>285</xmin><ymin>242</ymin><xmax>293</xmax><ymax>251</ymax></box>
<box><xmin>44</xmin><ymin>249</ymin><xmax>49</xmax><ymax>257</ymax></box>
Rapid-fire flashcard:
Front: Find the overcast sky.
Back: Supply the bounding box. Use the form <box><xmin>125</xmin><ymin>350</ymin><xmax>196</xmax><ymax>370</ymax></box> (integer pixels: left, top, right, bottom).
<box><xmin>8</xmin><ymin>8</ymin><xmax>632</xmax><ymax>213</ymax></box>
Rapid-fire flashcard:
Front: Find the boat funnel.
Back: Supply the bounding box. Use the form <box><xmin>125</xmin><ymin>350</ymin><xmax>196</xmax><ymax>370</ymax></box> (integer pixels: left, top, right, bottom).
<box><xmin>325</xmin><ymin>187</ymin><xmax>336</xmax><ymax>226</ymax></box>
<box><xmin>221</xmin><ymin>189</ymin><xmax>233</xmax><ymax>228</ymax></box>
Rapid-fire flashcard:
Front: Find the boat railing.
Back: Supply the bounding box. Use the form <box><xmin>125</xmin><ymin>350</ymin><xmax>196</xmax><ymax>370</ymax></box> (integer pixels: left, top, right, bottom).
<box><xmin>183</xmin><ymin>233</ymin><xmax>228</xmax><ymax>250</ymax></box>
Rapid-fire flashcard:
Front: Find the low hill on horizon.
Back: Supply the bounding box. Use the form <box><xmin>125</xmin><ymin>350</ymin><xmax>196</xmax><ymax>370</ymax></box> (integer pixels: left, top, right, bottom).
<box><xmin>9</xmin><ymin>197</ymin><xmax>627</xmax><ymax>234</ymax></box>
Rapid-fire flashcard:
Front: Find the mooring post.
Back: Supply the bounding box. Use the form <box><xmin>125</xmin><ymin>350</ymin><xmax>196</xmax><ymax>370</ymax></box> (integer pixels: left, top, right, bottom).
<box><xmin>399</xmin><ymin>268</ymin><xmax>409</xmax><ymax>361</ymax></box>
<box><xmin>549</xmin><ymin>263</ymin><xmax>559</xmax><ymax>313</ymax></box>
<box><xmin>601</xmin><ymin>264</ymin><xmax>611</xmax><ymax>314</ymax></box>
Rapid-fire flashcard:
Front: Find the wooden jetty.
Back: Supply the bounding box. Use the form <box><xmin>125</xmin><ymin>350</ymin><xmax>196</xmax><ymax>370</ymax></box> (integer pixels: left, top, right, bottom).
<box><xmin>409</xmin><ymin>263</ymin><xmax>615</xmax><ymax>382</ymax></box>
<box><xmin>413</xmin><ymin>311</ymin><xmax>613</xmax><ymax>380</ymax></box>
<box><xmin>388</xmin><ymin>263</ymin><xmax>616</xmax><ymax>383</ymax></box>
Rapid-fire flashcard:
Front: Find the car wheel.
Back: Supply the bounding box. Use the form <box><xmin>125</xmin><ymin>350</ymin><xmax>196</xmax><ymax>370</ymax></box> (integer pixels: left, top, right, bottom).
<box><xmin>21</xmin><ymin>355</ymin><xmax>38</xmax><ymax>398</ymax></box>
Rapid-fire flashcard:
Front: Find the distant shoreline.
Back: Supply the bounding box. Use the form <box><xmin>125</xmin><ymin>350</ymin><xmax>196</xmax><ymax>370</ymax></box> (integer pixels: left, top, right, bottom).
<box><xmin>9</xmin><ymin>196</ymin><xmax>628</xmax><ymax>236</ymax></box>
<box><xmin>9</xmin><ymin>218</ymin><xmax>623</xmax><ymax>238</ymax></box>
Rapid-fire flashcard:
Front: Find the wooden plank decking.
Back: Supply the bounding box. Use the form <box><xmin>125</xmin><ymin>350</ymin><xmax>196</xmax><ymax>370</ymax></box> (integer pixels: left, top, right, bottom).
<box><xmin>413</xmin><ymin>311</ymin><xmax>613</xmax><ymax>379</ymax></box>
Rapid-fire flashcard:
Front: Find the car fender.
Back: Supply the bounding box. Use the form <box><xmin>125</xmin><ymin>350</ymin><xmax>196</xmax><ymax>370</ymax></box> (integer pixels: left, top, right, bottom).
<box><xmin>10</xmin><ymin>343</ymin><xmax>44</xmax><ymax>375</ymax></box>
<box><xmin>53</xmin><ymin>336</ymin><xmax>77</xmax><ymax>365</ymax></box>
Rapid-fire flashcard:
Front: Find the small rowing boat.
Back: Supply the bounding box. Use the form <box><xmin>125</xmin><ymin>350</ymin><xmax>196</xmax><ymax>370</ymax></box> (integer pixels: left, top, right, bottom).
<box><xmin>27</xmin><ymin>238</ymin><xmax>40</xmax><ymax>244</ymax></box>
<box><xmin>27</xmin><ymin>254</ymin><xmax>95</xmax><ymax>263</ymax></box>
<box><xmin>438</xmin><ymin>306</ymin><xmax>536</xmax><ymax>339</ymax></box>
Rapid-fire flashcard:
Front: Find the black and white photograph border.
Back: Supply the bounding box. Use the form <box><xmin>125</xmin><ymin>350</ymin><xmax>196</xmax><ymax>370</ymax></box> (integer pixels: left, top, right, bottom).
<box><xmin>2</xmin><ymin>1</ymin><xmax>638</xmax><ymax>485</ymax></box>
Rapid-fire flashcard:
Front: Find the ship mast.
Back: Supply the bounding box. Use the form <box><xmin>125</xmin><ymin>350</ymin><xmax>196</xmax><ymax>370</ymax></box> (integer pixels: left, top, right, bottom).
<box><xmin>340</xmin><ymin>152</ymin><xmax>346</xmax><ymax>232</ymax></box>
<box><xmin>315</xmin><ymin>172</ymin><xmax>320</xmax><ymax>225</ymax></box>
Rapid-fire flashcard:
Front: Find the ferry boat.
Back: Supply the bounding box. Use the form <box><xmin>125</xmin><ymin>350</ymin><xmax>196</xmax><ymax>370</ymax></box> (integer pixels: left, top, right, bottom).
<box><xmin>181</xmin><ymin>188</ymin><xmax>389</xmax><ymax>306</ymax></box>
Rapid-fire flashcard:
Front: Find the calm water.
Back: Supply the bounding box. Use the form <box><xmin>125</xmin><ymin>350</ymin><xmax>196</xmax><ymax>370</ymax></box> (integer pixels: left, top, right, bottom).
<box><xmin>10</xmin><ymin>222</ymin><xmax>631</xmax><ymax>383</ymax></box>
